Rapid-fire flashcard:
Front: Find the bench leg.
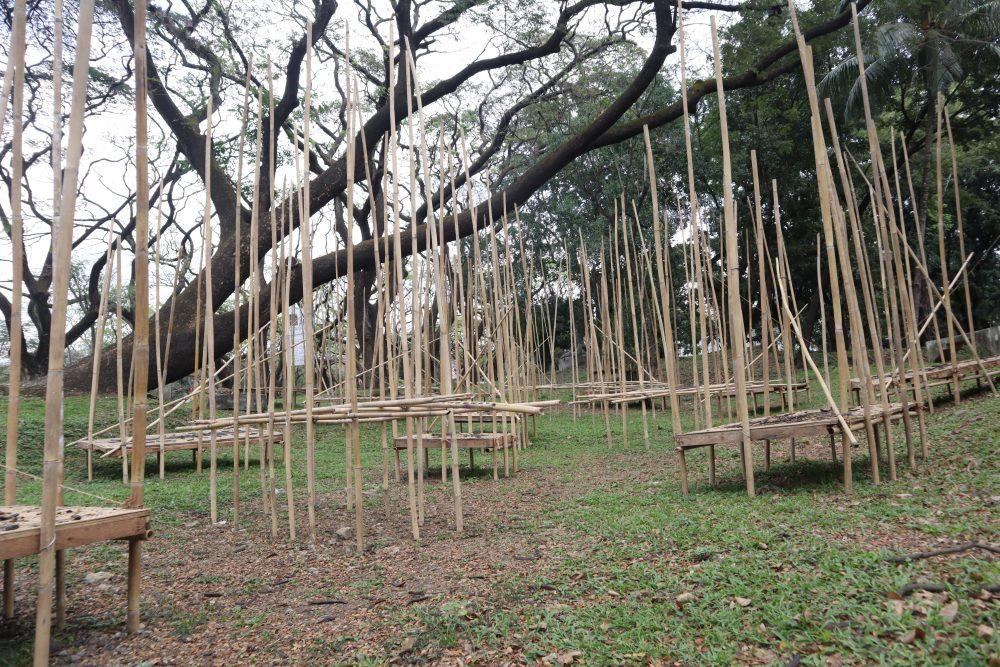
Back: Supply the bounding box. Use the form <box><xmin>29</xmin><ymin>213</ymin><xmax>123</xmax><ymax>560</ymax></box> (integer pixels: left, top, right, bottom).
<box><xmin>55</xmin><ymin>550</ymin><xmax>65</xmax><ymax>630</ymax></box>
<box><xmin>709</xmin><ymin>445</ymin><xmax>717</xmax><ymax>487</ymax></box>
<box><xmin>3</xmin><ymin>559</ymin><xmax>13</xmax><ymax>619</ymax></box>
<box><xmin>126</xmin><ymin>537</ymin><xmax>142</xmax><ymax>634</ymax></box>
<box><xmin>469</xmin><ymin>449</ymin><xmax>475</xmax><ymax>470</ymax></box>
<box><xmin>441</xmin><ymin>441</ymin><xmax>448</xmax><ymax>483</ymax></box>
<box><xmin>503</xmin><ymin>442</ymin><xmax>510</xmax><ymax>477</ymax></box>
<box><xmin>678</xmin><ymin>448</ymin><xmax>689</xmax><ymax>495</ymax></box>
<box><xmin>873</xmin><ymin>424</ymin><xmax>882</xmax><ymax>466</ymax></box>
<box><xmin>394</xmin><ymin>448</ymin><xmax>401</xmax><ymax>483</ymax></box>
<box><xmin>764</xmin><ymin>440</ymin><xmax>771</xmax><ymax>470</ymax></box>
<box><xmin>492</xmin><ymin>447</ymin><xmax>498</xmax><ymax>481</ymax></box>
<box><xmin>829</xmin><ymin>434</ymin><xmax>837</xmax><ymax>463</ymax></box>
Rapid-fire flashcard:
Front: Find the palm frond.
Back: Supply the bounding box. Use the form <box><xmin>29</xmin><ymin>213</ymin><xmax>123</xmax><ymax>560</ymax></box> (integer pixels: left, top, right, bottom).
<box><xmin>818</xmin><ymin>52</ymin><xmax>905</xmax><ymax>120</ymax></box>
<box><xmin>874</xmin><ymin>22</ymin><xmax>919</xmax><ymax>58</ymax></box>
<box><xmin>941</xmin><ymin>0</ymin><xmax>1000</xmax><ymax>37</ymax></box>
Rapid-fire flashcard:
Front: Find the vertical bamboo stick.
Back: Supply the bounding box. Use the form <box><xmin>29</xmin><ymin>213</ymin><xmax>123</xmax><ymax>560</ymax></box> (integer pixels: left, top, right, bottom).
<box><xmin>642</xmin><ymin>127</ymin><xmax>681</xmax><ymax>443</ymax></box>
<box><xmin>750</xmin><ymin>152</ymin><xmax>771</xmax><ymax>421</ymax></box>
<box><xmin>301</xmin><ymin>27</ymin><xmax>318</xmax><ymax>541</ymax></box>
<box><xmin>85</xmin><ymin>237</ymin><xmax>115</xmax><ymax>481</ymax></box>
<box><xmin>787</xmin><ymin>1</ymin><xmax>853</xmax><ymax>490</ymax></box>
<box><xmin>116</xmin><ymin>243</ymin><xmax>129</xmax><ymax>483</ymax></box>
<box><xmin>2</xmin><ymin>0</ymin><xmax>27</xmax><ymax>621</ymax></box>
<box><xmin>202</xmin><ymin>97</ymin><xmax>220</xmax><ymax>524</ymax></box>
<box><xmin>125</xmin><ymin>3</ymin><xmax>150</xmax><ymax>637</ymax></box>
<box><xmin>899</xmin><ymin>135</ymin><xmax>944</xmax><ymax>362</ymax></box>
<box><xmin>280</xmin><ymin>190</ymin><xmax>296</xmax><ymax>541</ymax></box>
<box><xmin>934</xmin><ymin>96</ymin><xmax>959</xmax><ymax>401</ymax></box>
<box><xmin>34</xmin><ymin>1</ymin><xmax>96</xmax><ymax>661</ymax></box>
<box><xmin>389</xmin><ymin>26</ymin><xmax>420</xmax><ymax>539</ymax></box>
<box><xmin>344</xmin><ymin>71</ymin><xmax>365</xmax><ymax>549</ymax></box>
<box><xmin>943</xmin><ymin>106</ymin><xmax>975</xmax><ymax>360</ymax></box>
<box><xmin>154</xmin><ymin>214</ymin><xmax>166</xmax><ymax>480</ymax></box>
<box><xmin>264</xmin><ymin>63</ymin><xmax>280</xmax><ymax>537</ymax></box>
<box><xmin>711</xmin><ymin>17</ymin><xmax>754</xmax><ymax>495</ymax></box>
<box><xmin>229</xmin><ymin>65</ymin><xmax>252</xmax><ymax>530</ymax></box>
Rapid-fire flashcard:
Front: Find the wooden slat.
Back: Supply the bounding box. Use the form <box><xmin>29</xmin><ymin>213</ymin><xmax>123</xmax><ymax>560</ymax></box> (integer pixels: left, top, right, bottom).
<box><xmin>0</xmin><ymin>506</ymin><xmax>150</xmax><ymax>560</ymax></box>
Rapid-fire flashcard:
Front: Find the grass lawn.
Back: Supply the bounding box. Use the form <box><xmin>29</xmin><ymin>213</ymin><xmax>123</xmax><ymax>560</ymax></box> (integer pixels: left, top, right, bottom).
<box><xmin>0</xmin><ymin>373</ymin><xmax>997</xmax><ymax>665</ymax></box>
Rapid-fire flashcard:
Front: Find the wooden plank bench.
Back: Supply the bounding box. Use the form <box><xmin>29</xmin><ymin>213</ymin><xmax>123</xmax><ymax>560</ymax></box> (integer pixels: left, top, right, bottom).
<box><xmin>1</xmin><ymin>505</ymin><xmax>151</xmax><ymax>635</ymax></box>
<box><xmin>674</xmin><ymin>403</ymin><xmax>909</xmax><ymax>494</ymax></box>
<box><xmin>74</xmin><ymin>427</ymin><xmax>284</xmax><ymax>476</ymax></box>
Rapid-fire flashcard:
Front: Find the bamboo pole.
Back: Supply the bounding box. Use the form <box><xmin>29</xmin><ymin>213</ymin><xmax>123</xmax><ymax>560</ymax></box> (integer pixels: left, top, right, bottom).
<box><xmin>750</xmin><ymin>152</ymin><xmax>772</xmax><ymax>420</ymax></box>
<box><xmin>934</xmin><ymin>95</ymin><xmax>960</xmax><ymax>401</ymax></box>
<box><xmin>301</xmin><ymin>26</ymin><xmax>318</xmax><ymax>541</ymax></box>
<box><xmin>202</xmin><ymin>98</ymin><xmax>220</xmax><ymax>524</ymax></box>
<box><xmin>154</xmin><ymin>214</ymin><xmax>166</xmax><ymax>480</ymax></box>
<box><xmin>943</xmin><ymin>106</ymin><xmax>975</xmax><ymax>362</ymax></box>
<box><xmin>264</xmin><ymin>62</ymin><xmax>280</xmax><ymax>537</ymax></box>
<box><xmin>816</xmin><ymin>93</ymin><xmax>881</xmax><ymax>484</ymax></box>
<box><xmin>642</xmin><ymin>127</ymin><xmax>682</xmax><ymax>444</ymax></box>
<box><xmin>848</xmin><ymin>4</ymin><xmax>916</xmax><ymax>473</ymax></box>
<box><xmin>280</xmin><ymin>190</ymin><xmax>296</xmax><ymax>541</ymax></box>
<box><xmin>786</xmin><ymin>0</ymin><xmax>849</xmax><ymax>413</ymax></box>
<box><xmin>51</xmin><ymin>4</ymin><xmax>68</xmax><ymax>625</ymax></box>
<box><xmin>85</xmin><ymin>237</ymin><xmax>116</xmax><ymax>482</ymax></box>
<box><xmin>711</xmin><ymin>17</ymin><xmax>754</xmax><ymax>495</ymax></box>
<box><xmin>2</xmin><ymin>0</ymin><xmax>27</xmax><ymax>621</ymax></box>
<box><xmin>228</xmin><ymin>65</ymin><xmax>252</xmax><ymax>529</ymax></box>
<box><xmin>389</xmin><ymin>26</ymin><xmax>420</xmax><ymax>540</ymax></box>
<box><xmin>787</xmin><ymin>0</ymin><xmax>854</xmax><ymax>489</ymax></box>
<box><xmin>896</xmin><ymin>134</ymin><xmax>936</xmax><ymax>414</ymax></box>
<box><xmin>116</xmin><ymin>243</ymin><xmax>128</xmax><ymax>483</ymax></box>
<box><xmin>888</xmin><ymin>134</ymin><xmax>931</xmax><ymax>455</ymax></box>
<box><xmin>343</xmin><ymin>68</ymin><xmax>364</xmax><ymax>549</ymax></box>
<box><xmin>125</xmin><ymin>3</ymin><xmax>150</xmax><ymax>637</ymax></box>
<box><xmin>899</xmin><ymin>135</ymin><xmax>944</xmax><ymax>362</ymax></box>
<box><xmin>816</xmin><ymin>236</ymin><xmax>830</xmax><ymax>386</ymax></box>
<box><xmin>34</xmin><ymin>1</ymin><xmax>96</xmax><ymax>661</ymax></box>
<box><xmin>408</xmin><ymin>66</ymin><xmax>463</xmax><ymax>528</ymax></box>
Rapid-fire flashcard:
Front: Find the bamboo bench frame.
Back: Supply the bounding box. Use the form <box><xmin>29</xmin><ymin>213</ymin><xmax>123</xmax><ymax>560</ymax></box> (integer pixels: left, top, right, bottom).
<box><xmin>674</xmin><ymin>403</ymin><xmax>910</xmax><ymax>494</ymax></box>
<box><xmin>392</xmin><ymin>432</ymin><xmax>515</xmax><ymax>481</ymax></box>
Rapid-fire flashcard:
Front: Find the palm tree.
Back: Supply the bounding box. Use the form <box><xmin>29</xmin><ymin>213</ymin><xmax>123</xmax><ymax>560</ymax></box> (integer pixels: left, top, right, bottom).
<box><xmin>819</xmin><ymin>0</ymin><xmax>999</xmax><ymax>330</ymax></box>
<box><xmin>822</xmin><ymin>0</ymin><xmax>1000</xmax><ymax>122</ymax></box>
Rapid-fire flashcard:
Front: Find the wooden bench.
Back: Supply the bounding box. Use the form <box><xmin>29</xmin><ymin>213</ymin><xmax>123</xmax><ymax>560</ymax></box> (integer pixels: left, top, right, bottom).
<box><xmin>1</xmin><ymin>505</ymin><xmax>151</xmax><ymax>633</ymax></box>
<box><xmin>674</xmin><ymin>403</ymin><xmax>909</xmax><ymax>494</ymax></box>
<box><xmin>75</xmin><ymin>427</ymin><xmax>284</xmax><ymax>476</ymax></box>
<box><xmin>392</xmin><ymin>432</ymin><xmax>514</xmax><ymax>481</ymax></box>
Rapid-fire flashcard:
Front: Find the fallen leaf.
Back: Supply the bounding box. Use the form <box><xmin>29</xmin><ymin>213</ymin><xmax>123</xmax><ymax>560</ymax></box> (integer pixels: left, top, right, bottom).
<box><xmin>891</xmin><ymin>600</ymin><xmax>905</xmax><ymax>616</ymax></box>
<box><xmin>676</xmin><ymin>592</ymin><xmax>695</xmax><ymax>604</ymax></box>
<box><xmin>940</xmin><ymin>601</ymin><xmax>958</xmax><ymax>622</ymax></box>
<box><xmin>558</xmin><ymin>650</ymin><xmax>583</xmax><ymax>664</ymax></box>
<box><xmin>735</xmin><ymin>597</ymin><xmax>752</xmax><ymax>607</ymax></box>
<box><xmin>979</xmin><ymin>625</ymin><xmax>995</xmax><ymax>639</ymax></box>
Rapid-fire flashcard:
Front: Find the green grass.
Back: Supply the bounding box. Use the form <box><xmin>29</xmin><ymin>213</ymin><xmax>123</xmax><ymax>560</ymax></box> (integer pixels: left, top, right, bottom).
<box><xmin>390</xmin><ymin>381</ymin><xmax>999</xmax><ymax>664</ymax></box>
<box><xmin>0</xmin><ymin>371</ymin><xmax>997</xmax><ymax>664</ymax></box>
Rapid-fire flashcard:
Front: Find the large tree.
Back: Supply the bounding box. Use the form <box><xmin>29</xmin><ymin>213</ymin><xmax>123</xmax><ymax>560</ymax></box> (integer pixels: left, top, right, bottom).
<box><xmin>0</xmin><ymin>0</ymin><xmax>873</xmax><ymax>393</ymax></box>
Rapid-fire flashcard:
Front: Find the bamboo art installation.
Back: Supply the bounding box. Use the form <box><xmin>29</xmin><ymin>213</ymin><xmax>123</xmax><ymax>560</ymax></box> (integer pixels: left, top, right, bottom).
<box><xmin>1</xmin><ymin>2</ymin><xmax>151</xmax><ymax>664</ymax></box>
<box><xmin>3</xmin><ymin>4</ymin><xmax>992</xmax><ymax>660</ymax></box>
